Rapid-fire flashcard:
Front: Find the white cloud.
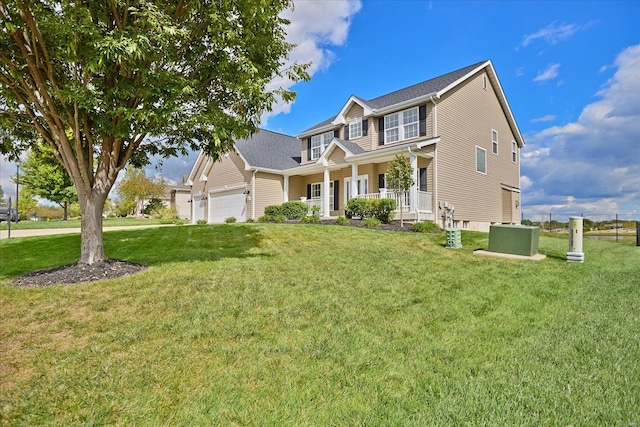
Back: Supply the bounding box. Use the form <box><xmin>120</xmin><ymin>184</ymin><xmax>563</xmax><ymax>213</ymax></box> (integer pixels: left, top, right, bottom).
<box><xmin>530</xmin><ymin>115</ymin><xmax>557</xmax><ymax>123</ymax></box>
<box><xmin>521</xmin><ymin>44</ymin><xmax>640</xmax><ymax>220</ymax></box>
<box><xmin>518</xmin><ymin>21</ymin><xmax>594</xmax><ymax>49</ymax></box>
<box><xmin>262</xmin><ymin>0</ymin><xmax>362</xmax><ymax>124</ymax></box>
<box><xmin>533</xmin><ymin>63</ymin><xmax>560</xmax><ymax>82</ymax></box>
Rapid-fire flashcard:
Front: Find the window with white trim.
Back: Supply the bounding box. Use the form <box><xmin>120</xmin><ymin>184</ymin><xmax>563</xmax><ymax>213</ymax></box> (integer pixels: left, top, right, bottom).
<box><xmin>384</xmin><ymin>106</ymin><xmax>418</xmax><ymax>144</ymax></box>
<box><xmin>476</xmin><ymin>146</ymin><xmax>487</xmax><ymax>174</ymax></box>
<box><xmin>492</xmin><ymin>130</ymin><xmax>498</xmax><ymax>154</ymax></box>
<box><xmin>349</xmin><ymin>117</ymin><xmax>362</xmax><ymax>139</ymax></box>
<box><xmin>511</xmin><ymin>141</ymin><xmax>517</xmax><ymax>163</ymax></box>
<box><xmin>310</xmin><ymin>183</ymin><xmax>322</xmax><ymax>199</ymax></box>
<box><xmin>310</xmin><ymin>131</ymin><xmax>333</xmax><ymax>160</ymax></box>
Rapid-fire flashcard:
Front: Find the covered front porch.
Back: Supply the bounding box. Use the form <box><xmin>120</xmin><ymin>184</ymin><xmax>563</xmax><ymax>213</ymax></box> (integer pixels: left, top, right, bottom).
<box><xmin>283</xmin><ymin>137</ymin><xmax>438</xmax><ymax>221</ymax></box>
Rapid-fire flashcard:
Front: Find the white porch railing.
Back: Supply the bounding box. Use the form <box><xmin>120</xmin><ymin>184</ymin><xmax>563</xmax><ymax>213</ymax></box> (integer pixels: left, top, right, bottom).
<box><xmin>417</xmin><ymin>191</ymin><xmax>432</xmax><ymax>212</ymax></box>
<box><xmin>301</xmin><ymin>197</ymin><xmax>324</xmax><ymax>215</ymax></box>
<box><xmin>359</xmin><ymin>190</ymin><xmax>432</xmax><ymax>213</ymax></box>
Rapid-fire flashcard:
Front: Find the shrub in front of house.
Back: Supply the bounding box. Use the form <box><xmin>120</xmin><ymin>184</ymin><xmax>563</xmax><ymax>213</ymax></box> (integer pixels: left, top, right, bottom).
<box><xmin>335</xmin><ymin>216</ymin><xmax>349</xmax><ymax>226</ymax></box>
<box><xmin>264</xmin><ymin>205</ymin><xmax>282</xmax><ymax>217</ymax></box>
<box><xmin>257</xmin><ymin>215</ymin><xmax>272</xmax><ymax>223</ymax></box>
<box><xmin>363</xmin><ymin>217</ymin><xmax>381</xmax><ymax>228</ymax></box>
<box><xmin>273</xmin><ymin>214</ymin><xmax>287</xmax><ymax>223</ymax></box>
<box><xmin>410</xmin><ymin>220</ymin><xmax>440</xmax><ymax>233</ymax></box>
<box><xmin>369</xmin><ymin>198</ymin><xmax>396</xmax><ymax>224</ymax></box>
<box><xmin>345</xmin><ymin>197</ymin><xmax>396</xmax><ymax>223</ymax></box>
<box><xmin>345</xmin><ymin>198</ymin><xmax>368</xmax><ymax>219</ymax></box>
<box><xmin>281</xmin><ymin>201</ymin><xmax>309</xmax><ymax>220</ymax></box>
<box><xmin>196</xmin><ymin>219</ymin><xmax>207</xmax><ymax>225</ymax></box>
<box><xmin>225</xmin><ymin>217</ymin><xmax>236</xmax><ymax>223</ymax></box>
<box><xmin>301</xmin><ymin>214</ymin><xmax>320</xmax><ymax>224</ymax></box>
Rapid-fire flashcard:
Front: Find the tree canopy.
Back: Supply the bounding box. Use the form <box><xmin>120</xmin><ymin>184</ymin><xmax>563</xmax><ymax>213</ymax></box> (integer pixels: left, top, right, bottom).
<box><xmin>19</xmin><ymin>142</ymin><xmax>78</xmax><ymax>218</ymax></box>
<box><xmin>0</xmin><ymin>0</ymin><xmax>308</xmax><ymax>263</ymax></box>
<box><xmin>115</xmin><ymin>166</ymin><xmax>165</xmax><ymax>216</ymax></box>
<box><xmin>386</xmin><ymin>154</ymin><xmax>414</xmax><ymax>227</ymax></box>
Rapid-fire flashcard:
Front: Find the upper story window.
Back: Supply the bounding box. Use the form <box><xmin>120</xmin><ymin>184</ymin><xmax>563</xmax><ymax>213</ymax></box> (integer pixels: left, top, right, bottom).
<box><xmin>349</xmin><ymin>118</ymin><xmax>362</xmax><ymax>139</ymax></box>
<box><xmin>512</xmin><ymin>141</ymin><xmax>517</xmax><ymax>163</ymax></box>
<box><xmin>492</xmin><ymin>130</ymin><xmax>498</xmax><ymax>154</ymax></box>
<box><xmin>384</xmin><ymin>106</ymin><xmax>419</xmax><ymax>144</ymax></box>
<box><xmin>310</xmin><ymin>131</ymin><xmax>333</xmax><ymax>160</ymax></box>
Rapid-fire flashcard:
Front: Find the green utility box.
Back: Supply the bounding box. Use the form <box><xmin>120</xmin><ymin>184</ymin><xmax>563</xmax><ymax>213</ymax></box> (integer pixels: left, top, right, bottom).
<box><xmin>445</xmin><ymin>228</ymin><xmax>462</xmax><ymax>249</ymax></box>
<box><xmin>488</xmin><ymin>225</ymin><xmax>539</xmax><ymax>256</ymax></box>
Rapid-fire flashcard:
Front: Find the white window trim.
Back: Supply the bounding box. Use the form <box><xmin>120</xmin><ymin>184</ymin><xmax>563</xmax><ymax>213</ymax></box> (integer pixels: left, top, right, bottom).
<box><xmin>384</xmin><ymin>106</ymin><xmax>419</xmax><ymax>144</ymax></box>
<box><xmin>349</xmin><ymin>117</ymin><xmax>363</xmax><ymax>139</ymax></box>
<box><xmin>345</xmin><ymin>175</ymin><xmax>369</xmax><ymax>202</ymax></box>
<box><xmin>311</xmin><ymin>181</ymin><xmax>335</xmax><ymax>210</ymax></box>
<box><xmin>511</xmin><ymin>141</ymin><xmax>517</xmax><ymax>163</ymax></box>
<box><xmin>476</xmin><ymin>146</ymin><xmax>487</xmax><ymax>175</ymax></box>
<box><xmin>310</xmin><ymin>131</ymin><xmax>334</xmax><ymax>160</ymax></box>
<box><xmin>491</xmin><ymin>129</ymin><xmax>498</xmax><ymax>155</ymax></box>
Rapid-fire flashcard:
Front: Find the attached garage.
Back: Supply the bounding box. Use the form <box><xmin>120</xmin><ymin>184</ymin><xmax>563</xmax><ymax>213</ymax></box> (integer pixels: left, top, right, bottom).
<box><xmin>192</xmin><ymin>196</ymin><xmax>206</xmax><ymax>223</ymax></box>
<box><xmin>209</xmin><ymin>188</ymin><xmax>247</xmax><ymax>223</ymax></box>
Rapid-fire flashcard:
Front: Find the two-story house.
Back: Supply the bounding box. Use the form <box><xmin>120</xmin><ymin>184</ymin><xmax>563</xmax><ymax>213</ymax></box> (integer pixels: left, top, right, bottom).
<box><xmin>187</xmin><ymin>60</ymin><xmax>524</xmax><ymax>231</ymax></box>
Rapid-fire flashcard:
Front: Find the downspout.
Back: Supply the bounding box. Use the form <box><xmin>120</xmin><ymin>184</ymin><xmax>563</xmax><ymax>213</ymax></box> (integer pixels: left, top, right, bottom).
<box><xmin>252</xmin><ymin>169</ymin><xmax>258</xmax><ymax>220</ymax></box>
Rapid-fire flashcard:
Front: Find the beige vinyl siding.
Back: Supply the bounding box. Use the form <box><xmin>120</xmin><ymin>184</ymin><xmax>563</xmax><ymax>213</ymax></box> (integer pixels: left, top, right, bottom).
<box><xmin>345</xmin><ymin>104</ymin><xmax>373</xmax><ymax>151</ymax></box>
<box><xmin>436</xmin><ymin>70</ymin><xmax>520</xmax><ymax>226</ymax></box>
<box><xmin>287</xmin><ymin>175</ymin><xmax>307</xmax><ymax>201</ymax></box>
<box><xmin>206</xmin><ymin>153</ymin><xmax>251</xmax><ymax>188</ymax></box>
<box><xmin>190</xmin><ymin>154</ymin><xmax>209</xmax><ymax>195</ymax></box>
<box><xmin>328</xmin><ymin>146</ymin><xmax>347</xmax><ymax>166</ymax></box>
<box><xmin>253</xmin><ymin>172</ymin><xmax>284</xmax><ymax>219</ymax></box>
<box><xmin>301</xmin><ymin>138</ymin><xmax>310</xmax><ymax>165</ymax></box>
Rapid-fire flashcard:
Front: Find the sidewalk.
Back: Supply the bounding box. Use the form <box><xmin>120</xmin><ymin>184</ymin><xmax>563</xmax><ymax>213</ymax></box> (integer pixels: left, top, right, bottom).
<box><xmin>0</xmin><ymin>224</ymin><xmax>177</xmax><ymax>239</ymax></box>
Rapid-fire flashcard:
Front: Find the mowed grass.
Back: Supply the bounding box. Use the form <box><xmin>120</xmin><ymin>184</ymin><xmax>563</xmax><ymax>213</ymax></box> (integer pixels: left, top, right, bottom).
<box><xmin>0</xmin><ymin>224</ymin><xmax>638</xmax><ymax>426</ymax></box>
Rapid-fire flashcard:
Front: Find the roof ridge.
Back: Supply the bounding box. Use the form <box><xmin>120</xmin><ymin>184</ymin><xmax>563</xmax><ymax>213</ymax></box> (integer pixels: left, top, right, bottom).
<box><xmin>366</xmin><ymin>60</ymin><xmax>488</xmax><ymax>104</ymax></box>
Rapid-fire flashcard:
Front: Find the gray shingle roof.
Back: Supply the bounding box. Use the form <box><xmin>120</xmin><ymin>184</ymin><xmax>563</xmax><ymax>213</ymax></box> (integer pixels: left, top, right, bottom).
<box><xmin>301</xmin><ymin>60</ymin><xmax>488</xmax><ymax>134</ymax></box>
<box><xmin>334</xmin><ymin>138</ymin><xmax>366</xmax><ymax>155</ymax></box>
<box><xmin>235</xmin><ymin>129</ymin><xmax>301</xmax><ymax>170</ymax></box>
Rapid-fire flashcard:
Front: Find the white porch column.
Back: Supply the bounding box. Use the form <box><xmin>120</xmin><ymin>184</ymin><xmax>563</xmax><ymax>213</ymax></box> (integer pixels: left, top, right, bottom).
<box><xmin>409</xmin><ymin>151</ymin><xmax>418</xmax><ymax>213</ymax></box>
<box><xmin>323</xmin><ymin>168</ymin><xmax>331</xmax><ymax>218</ymax></box>
<box><xmin>351</xmin><ymin>163</ymin><xmax>359</xmax><ymax>197</ymax></box>
<box><xmin>283</xmin><ymin>175</ymin><xmax>289</xmax><ymax>203</ymax></box>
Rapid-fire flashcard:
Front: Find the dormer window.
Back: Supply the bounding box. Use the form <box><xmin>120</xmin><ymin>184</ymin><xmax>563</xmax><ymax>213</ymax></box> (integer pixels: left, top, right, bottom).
<box><xmin>384</xmin><ymin>106</ymin><xmax>419</xmax><ymax>144</ymax></box>
<box><xmin>310</xmin><ymin>131</ymin><xmax>333</xmax><ymax>160</ymax></box>
<box><xmin>349</xmin><ymin>118</ymin><xmax>362</xmax><ymax>139</ymax></box>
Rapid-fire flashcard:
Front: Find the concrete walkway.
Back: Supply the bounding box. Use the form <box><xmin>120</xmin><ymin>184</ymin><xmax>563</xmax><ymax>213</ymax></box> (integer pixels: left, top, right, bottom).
<box><xmin>0</xmin><ymin>223</ymin><xmax>178</xmax><ymax>239</ymax></box>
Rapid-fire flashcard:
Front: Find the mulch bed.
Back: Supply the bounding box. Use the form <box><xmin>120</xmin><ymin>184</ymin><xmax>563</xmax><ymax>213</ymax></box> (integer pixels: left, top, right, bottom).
<box><xmin>8</xmin><ymin>219</ymin><xmax>429</xmax><ymax>287</ymax></box>
<box><xmin>9</xmin><ymin>259</ymin><xmax>147</xmax><ymax>288</ymax></box>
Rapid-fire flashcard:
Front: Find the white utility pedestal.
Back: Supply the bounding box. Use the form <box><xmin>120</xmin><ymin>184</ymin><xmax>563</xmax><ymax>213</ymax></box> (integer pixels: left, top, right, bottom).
<box><xmin>567</xmin><ymin>216</ymin><xmax>585</xmax><ymax>263</ymax></box>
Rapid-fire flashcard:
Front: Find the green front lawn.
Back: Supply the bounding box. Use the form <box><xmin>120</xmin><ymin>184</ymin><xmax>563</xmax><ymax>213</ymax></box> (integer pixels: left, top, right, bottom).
<box><xmin>1</xmin><ymin>225</ymin><xmax>638</xmax><ymax>425</ymax></box>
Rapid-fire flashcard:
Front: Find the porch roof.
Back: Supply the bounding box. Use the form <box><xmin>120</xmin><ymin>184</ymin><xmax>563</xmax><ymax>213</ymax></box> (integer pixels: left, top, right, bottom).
<box><xmin>283</xmin><ymin>136</ymin><xmax>438</xmax><ymax>176</ymax></box>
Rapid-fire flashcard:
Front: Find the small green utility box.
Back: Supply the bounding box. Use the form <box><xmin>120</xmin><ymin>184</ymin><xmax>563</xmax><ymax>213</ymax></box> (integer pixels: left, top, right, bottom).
<box><xmin>445</xmin><ymin>228</ymin><xmax>462</xmax><ymax>249</ymax></box>
<box><xmin>488</xmin><ymin>225</ymin><xmax>539</xmax><ymax>256</ymax></box>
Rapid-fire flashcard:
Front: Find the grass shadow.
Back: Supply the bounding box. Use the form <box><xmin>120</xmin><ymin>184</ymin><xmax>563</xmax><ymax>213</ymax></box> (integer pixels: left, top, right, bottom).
<box><xmin>0</xmin><ymin>224</ymin><xmax>265</xmax><ymax>280</ymax></box>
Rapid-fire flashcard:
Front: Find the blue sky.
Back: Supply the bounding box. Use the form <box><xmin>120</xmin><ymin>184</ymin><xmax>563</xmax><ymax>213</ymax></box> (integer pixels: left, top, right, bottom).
<box><xmin>1</xmin><ymin>1</ymin><xmax>638</xmax><ymax>221</ymax></box>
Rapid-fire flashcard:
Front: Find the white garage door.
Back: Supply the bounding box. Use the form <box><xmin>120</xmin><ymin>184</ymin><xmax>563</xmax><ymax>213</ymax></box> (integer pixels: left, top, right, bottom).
<box><xmin>209</xmin><ymin>189</ymin><xmax>246</xmax><ymax>223</ymax></box>
<box><xmin>193</xmin><ymin>196</ymin><xmax>206</xmax><ymax>223</ymax></box>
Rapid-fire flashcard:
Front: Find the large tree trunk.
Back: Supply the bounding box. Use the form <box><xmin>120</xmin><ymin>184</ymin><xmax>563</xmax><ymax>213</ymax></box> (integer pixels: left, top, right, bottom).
<box><xmin>79</xmin><ymin>192</ymin><xmax>108</xmax><ymax>265</ymax></box>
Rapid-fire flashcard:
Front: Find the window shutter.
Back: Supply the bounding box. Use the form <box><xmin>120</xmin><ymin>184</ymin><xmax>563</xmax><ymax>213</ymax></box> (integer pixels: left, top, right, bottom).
<box><xmin>378</xmin><ymin>118</ymin><xmax>385</xmax><ymax>145</ymax></box>
<box><xmin>378</xmin><ymin>174</ymin><xmax>385</xmax><ymax>189</ymax></box>
<box><xmin>333</xmin><ymin>180</ymin><xmax>339</xmax><ymax>211</ymax></box>
<box><xmin>362</xmin><ymin>119</ymin><xmax>369</xmax><ymax>137</ymax></box>
<box><xmin>344</xmin><ymin>124</ymin><xmax>349</xmax><ymax>141</ymax></box>
<box><xmin>419</xmin><ymin>105</ymin><xmax>427</xmax><ymax>137</ymax></box>
<box><xmin>307</xmin><ymin>184</ymin><xmax>311</xmax><ymax>199</ymax></box>
<box><xmin>307</xmin><ymin>138</ymin><xmax>311</xmax><ymax>161</ymax></box>
<box><xmin>334</xmin><ymin>129</ymin><xmax>340</xmax><ymax>138</ymax></box>
<box><xmin>419</xmin><ymin>168</ymin><xmax>427</xmax><ymax>192</ymax></box>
